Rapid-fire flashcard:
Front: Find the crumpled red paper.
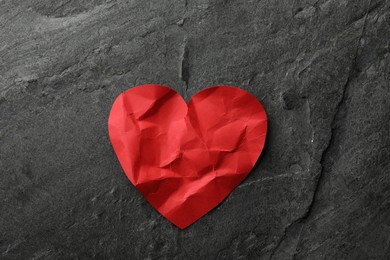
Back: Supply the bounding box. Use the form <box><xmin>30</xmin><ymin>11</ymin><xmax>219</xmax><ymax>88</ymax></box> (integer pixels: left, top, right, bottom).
<box><xmin>108</xmin><ymin>84</ymin><xmax>267</xmax><ymax>229</ymax></box>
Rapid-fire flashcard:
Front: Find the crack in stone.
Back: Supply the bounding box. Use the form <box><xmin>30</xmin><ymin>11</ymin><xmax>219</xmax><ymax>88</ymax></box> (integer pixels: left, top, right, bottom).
<box><xmin>239</xmin><ymin>172</ymin><xmax>304</xmax><ymax>189</ymax></box>
<box><xmin>269</xmin><ymin>217</ymin><xmax>303</xmax><ymax>260</ymax></box>
<box><xmin>269</xmin><ymin>1</ymin><xmax>373</xmax><ymax>258</ymax></box>
<box><xmin>177</xmin><ymin>0</ymin><xmax>190</xmax><ymax>101</ymax></box>
<box><xmin>179</xmin><ymin>38</ymin><xmax>190</xmax><ymax>101</ymax></box>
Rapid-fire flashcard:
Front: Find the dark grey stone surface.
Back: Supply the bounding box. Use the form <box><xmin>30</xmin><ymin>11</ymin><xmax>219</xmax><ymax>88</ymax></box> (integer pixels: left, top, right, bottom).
<box><xmin>1</xmin><ymin>0</ymin><xmax>389</xmax><ymax>259</ymax></box>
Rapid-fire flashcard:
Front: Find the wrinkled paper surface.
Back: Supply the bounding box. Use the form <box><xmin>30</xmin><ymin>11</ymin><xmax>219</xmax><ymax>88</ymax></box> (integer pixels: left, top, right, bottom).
<box><xmin>108</xmin><ymin>84</ymin><xmax>267</xmax><ymax>229</ymax></box>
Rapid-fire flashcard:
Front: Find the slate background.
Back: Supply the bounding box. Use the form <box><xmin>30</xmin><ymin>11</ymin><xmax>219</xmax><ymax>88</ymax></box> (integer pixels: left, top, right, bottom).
<box><xmin>1</xmin><ymin>0</ymin><xmax>390</xmax><ymax>259</ymax></box>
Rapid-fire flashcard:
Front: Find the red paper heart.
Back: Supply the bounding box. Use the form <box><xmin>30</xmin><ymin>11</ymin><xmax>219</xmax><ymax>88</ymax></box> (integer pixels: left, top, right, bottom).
<box><xmin>108</xmin><ymin>85</ymin><xmax>267</xmax><ymax>229</ymax></box>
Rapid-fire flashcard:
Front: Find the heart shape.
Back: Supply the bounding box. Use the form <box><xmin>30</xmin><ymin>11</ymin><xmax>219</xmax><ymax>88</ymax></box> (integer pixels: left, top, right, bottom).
<box><xmin>108</xmin><ymin>85</ymin><xmax>267</xmax><ymax>229</ymax></box>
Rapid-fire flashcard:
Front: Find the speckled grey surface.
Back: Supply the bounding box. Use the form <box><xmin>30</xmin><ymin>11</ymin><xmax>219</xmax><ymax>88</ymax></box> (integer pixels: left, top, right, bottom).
<box><xmin>1</xmin><ymin>0</ymin><xmax>389</xmax><ymax>259</ymax></box>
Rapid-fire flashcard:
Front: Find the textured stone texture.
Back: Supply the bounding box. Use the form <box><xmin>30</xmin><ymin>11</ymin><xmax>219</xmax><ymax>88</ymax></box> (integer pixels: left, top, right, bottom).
<box><xmin>0</xmin><ymin>0</ymin><xmax>389</xmax><ymax>259</ymax></box>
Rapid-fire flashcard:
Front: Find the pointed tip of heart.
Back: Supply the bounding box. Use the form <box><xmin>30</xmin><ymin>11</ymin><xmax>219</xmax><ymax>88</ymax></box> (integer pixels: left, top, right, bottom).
<box><xmin>169</xmin><ymin>217</ymin><xmax>197</xmax><ymax>230</ymax></box>
<box><xmin>175</xmin><ymin>223</ymin><xmax>189</xmax><ymax>230</ymax></box>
